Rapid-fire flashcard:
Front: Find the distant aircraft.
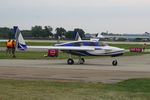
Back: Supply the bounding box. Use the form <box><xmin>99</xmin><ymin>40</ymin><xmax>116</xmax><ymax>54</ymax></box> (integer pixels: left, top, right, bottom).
<box><xmin>14</xmin><ymin>26</ymin><xmax>125</xmax><ymax>66</ymax></box>
<box><xmin>90</xmin><ymin>33</ymin><xmax>104</xmax><ymax>41</ymax></box>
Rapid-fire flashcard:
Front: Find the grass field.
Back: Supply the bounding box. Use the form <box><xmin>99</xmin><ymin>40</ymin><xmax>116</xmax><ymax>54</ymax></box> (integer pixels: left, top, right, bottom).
<box><xmin>0</xmin><ymin>42</ymin><xmax>57</xmax><ymax>47</ymax></box>
<box><xmin>1</xmin><ymin>41</ymin><xmax>150</xmax><ymax>49</ymax></box>
<box><xmin>1</xmin><ymin>41</ymin><xmax>150</xmax><ymax>59</ymax></box>
<box><xmin>0</xmin><ymin>51</ymin><xmax>92</xmax><ymax>59</ymax></box>
<box><xmin>0</xmin><ymin>51</ymin><xmax>150</xmax><ymax>59</ymax></box>
<box><xmin>0</xmin><ymin>78</ymin><xmax>150</xmax><ymax>100</ymax></box>
<box><xmin>109</xmin><ymin>44</ymin><xmax>150</xmax><ymax>49</ymax></box>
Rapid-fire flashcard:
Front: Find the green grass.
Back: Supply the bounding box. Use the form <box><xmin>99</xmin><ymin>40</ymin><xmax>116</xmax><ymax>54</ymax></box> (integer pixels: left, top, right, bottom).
<box><xmin>0</xmin><ymin>51</ymin><xmax>94</xmax><ymax>59</ymax></box>
<box><xmin>0</xmin><ymin>78</ymin><xmax>150</xmax><ymax>100</ymax></box>
<box><xmin>1</xmin><ymin>41</ymin><xmax>150</xmax><ymax>49</ymax></box>
<box><xmin>0</xmin><ymin>42</ymin><xmax>58</xmax><ymax>47</ymax></box>
<box><xmin>26</xmin><ymin>42</ymin><xmax>57</xmax><ymax>46</ymax></box>
<box><xmin>0</xmin><ymin>42</ymin><xmax>6</xmax><ymax>47</ymax></box>
<box><xmin>1</xmin><ymin>41</ymin><xmax>150</xmax><ymax>59</ymax></box>
<box><xmin>0</xmin><ymin>51</ymin><xmax>150</xmax><ymax>59</ymax></box>
<box><xmin>123</xmin><ymin>52</ymin><xmax>150</xmax><ymax>56</ymax></box>
<box><xmin>109</xmin><ymin>44</ymin><xmax>150</xmax><ymax>49</ymax></box>
<box><xmin>0</xmin><ymin>51</ymin><xmax>71</xmax><ymax>59</ymax></box>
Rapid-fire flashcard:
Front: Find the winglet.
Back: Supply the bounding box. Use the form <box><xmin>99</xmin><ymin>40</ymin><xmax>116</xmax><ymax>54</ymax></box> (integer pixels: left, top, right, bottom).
<box><xmin>14</xmin><ymin>26</ymin><xmax>27</xmax><ymax>51</ymax></box>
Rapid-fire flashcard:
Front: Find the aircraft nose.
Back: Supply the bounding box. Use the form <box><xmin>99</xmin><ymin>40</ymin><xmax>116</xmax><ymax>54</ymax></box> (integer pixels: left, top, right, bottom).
<box><xmin>115</xmin><ymin>47</ymin><xmax>125</xmax><ymax>53</ymax></box>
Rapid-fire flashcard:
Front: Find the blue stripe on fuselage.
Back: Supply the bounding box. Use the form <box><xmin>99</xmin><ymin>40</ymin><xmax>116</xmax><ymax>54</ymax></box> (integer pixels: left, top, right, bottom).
<box><xmin>62</xmin><ymin>50</ymin><xmax>123</xmax><ymax>57</ymax></box>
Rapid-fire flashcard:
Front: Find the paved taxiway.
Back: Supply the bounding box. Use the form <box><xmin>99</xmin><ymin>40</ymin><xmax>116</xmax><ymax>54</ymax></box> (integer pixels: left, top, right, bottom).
<box><xmin>1</xmin><ymin>41</ymin><xmax>150</xmax><ymax>83</ymax></box>
<box><xmin>0</xmin><ymin>54</ymin><xmax>150</xmax><ymax>83</ymax></box>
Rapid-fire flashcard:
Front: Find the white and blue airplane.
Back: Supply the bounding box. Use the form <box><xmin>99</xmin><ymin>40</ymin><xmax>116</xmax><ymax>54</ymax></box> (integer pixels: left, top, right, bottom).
<box><xmin>14</xmin><ymin>26</ymin><xmax>125</xmax><ymax>66</ymax></box>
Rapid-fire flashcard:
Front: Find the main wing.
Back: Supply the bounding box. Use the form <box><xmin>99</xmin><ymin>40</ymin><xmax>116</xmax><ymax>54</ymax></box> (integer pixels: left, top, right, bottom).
<box><xmin>27</xmin><ymin>46</ymin><xmax>95</xmax><ymax>51</ymax></box>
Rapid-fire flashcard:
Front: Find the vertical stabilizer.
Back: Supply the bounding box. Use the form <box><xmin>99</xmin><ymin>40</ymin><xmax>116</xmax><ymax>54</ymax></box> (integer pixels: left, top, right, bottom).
<box><xmin>74</xmin><ymin>31</ymin><xmax>82</xmax><ymax>41</ymax></box>
<box><xmin>90</xmin><ymin>33</ymin><xmax>104</xmax><ymax>41</ymax></box>
<box><xmin>97</xmin><ymin>33</ymin><xmax>104</xmax><ymax>38</ymax></box>
<box><xmin>14</xmin><ymin>26</ymin><xmax>27</xmax><ymax>50</ymax></box>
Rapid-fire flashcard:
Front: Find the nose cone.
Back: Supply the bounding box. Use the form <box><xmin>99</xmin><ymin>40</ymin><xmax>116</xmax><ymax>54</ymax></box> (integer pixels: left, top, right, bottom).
<box><xmin>113</xmin><ymin>47</ymin><xmax>125</xmax><ymax>53</ymax></box>
<box><xmin>108</xmin><ymin>47</ymin><xmax>125</xmax><ymax>57</ymax></box>
<box><xmin>104</xmin><ymin>46</ymin><xmax>125</xmax><ymax>57</ymax></box>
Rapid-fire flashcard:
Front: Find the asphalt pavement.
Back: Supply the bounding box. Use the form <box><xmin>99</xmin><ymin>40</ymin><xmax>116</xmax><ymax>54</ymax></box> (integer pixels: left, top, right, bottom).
<box><xmin>0</xmin><ymin>54</ymin><xmax>150</xmax><ymax>83</ymax></box>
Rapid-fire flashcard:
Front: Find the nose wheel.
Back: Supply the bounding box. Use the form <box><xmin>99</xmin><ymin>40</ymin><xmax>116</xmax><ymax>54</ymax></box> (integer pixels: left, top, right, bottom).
<box><xmin>112</xmin><ymin>59</ymin><xmax>118</xmax><ymax>66</ymax></box>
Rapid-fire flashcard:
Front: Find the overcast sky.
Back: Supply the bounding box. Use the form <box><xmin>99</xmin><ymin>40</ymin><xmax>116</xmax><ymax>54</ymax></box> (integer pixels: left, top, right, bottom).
<box><xmin>0</xmin><ymin>0</ymin><xmax>150</xmax><ymax>34</ymax></box>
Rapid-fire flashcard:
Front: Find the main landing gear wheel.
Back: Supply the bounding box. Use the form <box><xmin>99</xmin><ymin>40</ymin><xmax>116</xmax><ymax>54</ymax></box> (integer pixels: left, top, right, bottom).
<box><xmin>78</xmin><ymin>58</ymin><xmax>85</xmax><ymax>64</ymax></box>
<box><xmin>81</xmin><ymin>58</ymin><xmax>85</xmax><ymax>63</ymax></box>
<box><xmin>112</xmin><ymin>60</ymin><xmax>118</xmax><ymax>66</ymax></box>
<box><xmin>67</xmin><ymin>58</ymin><xmax>74</xmax><ymax>65</ymax></box>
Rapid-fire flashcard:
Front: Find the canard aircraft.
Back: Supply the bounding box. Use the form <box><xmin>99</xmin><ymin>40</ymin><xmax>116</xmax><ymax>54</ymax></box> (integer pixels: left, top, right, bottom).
<box><xmin>14</xmin><ymin>26</ymin><xmax>125</xmax><ymax>66</ymax></box>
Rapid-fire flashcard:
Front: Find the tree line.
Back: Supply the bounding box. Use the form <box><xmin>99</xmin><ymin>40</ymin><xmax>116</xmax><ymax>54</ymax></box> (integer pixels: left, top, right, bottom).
<box><xmin>0</xmin><ymin>26</ymin><xmax>85</xmax><ymax>40</ymax></box>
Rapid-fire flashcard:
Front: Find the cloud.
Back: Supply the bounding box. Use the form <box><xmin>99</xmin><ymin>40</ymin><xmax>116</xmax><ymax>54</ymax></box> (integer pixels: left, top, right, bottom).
<box><xmin>2</xmin><ymin>0</ymin><xmax>150</xmax><ymax>8</ymax></box>
<box><xmin>48</xmin><ymin>0</ymin><xmax>150</xmax><ymax>7</ymax></box>
<box><xmin>0</xmin><ymin>0</ymin><xmax>150</xmax><ymax>33</ymax></box>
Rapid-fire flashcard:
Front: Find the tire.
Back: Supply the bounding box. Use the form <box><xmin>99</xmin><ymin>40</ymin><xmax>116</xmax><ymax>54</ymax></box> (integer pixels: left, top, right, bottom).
<box><xmin>79</xmin><ymin>58</ymin><xmax>85</xmax><ymax>64</ymax></box>
<box><xmin>112</xmin><ymin>60</ymin><xmax>118</xmax><ymax>66</ymax></box>
<box><xmin>81</xmin><ymin>58</ymin><xmax>85</xmax><ymax>63</ymax></box>
<box><xmin>67</xmin><ymin>59</ymin><xmax>74</xmax><ymax>65</ymax></box>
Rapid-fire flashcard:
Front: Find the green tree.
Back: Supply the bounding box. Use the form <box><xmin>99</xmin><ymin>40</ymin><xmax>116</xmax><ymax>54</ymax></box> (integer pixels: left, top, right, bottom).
<box><xmin>65</xmin><ymin>31</ymin><xmax>75</xmax><ymax>40</ymax></box>
<box><xmin>55</xmin><ymin>27</ymin><xmax>66</xmax><ymax>38</ymax></box>
<box><xmin>31</xmin><ymin>26</ymin><xmax>44</xmax><ymax>37</ymax></box>
<box><xmin>44</xmin><ymin>26</ymin><xmax>53</xmax><ymax>38</ymax></box>
<box><xmin>0</xmin><ymin>27</ymin><xmax>14</xmax><ymax>39</ymax></box>
<box><xmin>144</xmin><ymin>32</ymin><xmax>150</xmax><ymax>35</ymax></box>
<box><xmin>22</xmin><ymin>30</ymin><xmax>33</xmax><ymax>37</ymax></box>
<box><xmin>101</xmin><ymin>32</ymin><xmax>108</xmax><ymax>36</ymax></box>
